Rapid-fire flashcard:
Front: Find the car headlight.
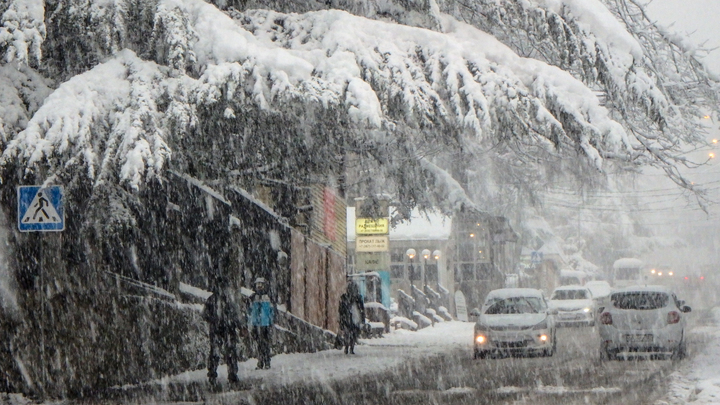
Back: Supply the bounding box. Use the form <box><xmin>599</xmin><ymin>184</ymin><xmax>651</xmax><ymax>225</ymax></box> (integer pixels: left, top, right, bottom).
<box><xmin>533</xmin><ymin>320</ymin><xmax>548</xmax><ymax>330</ymax></box>
<box><xmin>583</xmin><ymin>307</ymin><xmax>591</xmax><ymax>313</ymax></box>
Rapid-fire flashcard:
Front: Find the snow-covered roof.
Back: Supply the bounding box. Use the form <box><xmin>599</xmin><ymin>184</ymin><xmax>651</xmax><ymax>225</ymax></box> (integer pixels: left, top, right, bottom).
<box><xmin>538</xmin><ymin>240</ymin><xmax>565</xmax><ymax>256</ymax></box>
<box><xmin>347</xmin><ymin>207</ymin><xmax>451</xmax><ymax>242</ymax></box>
<box><xmin>612</xmin><ymin>285</ymin><xmax>672</xmax><ymax>293</ymax></box>
<box><xmin>348</xmin><ymin>271</ymin><xmax>380</xmax><ymax>278</ymax></box>
<box><xmin>584</xmin><ymin>281</ymin><xmax>612</xmax><ymax>297</ymax></box>
<box><xmin>613</xmin><ymin>258</ymin><xmax>644</xmax><ymax>269</ymax></box>
<box><xmin>552</xmin><ymin>285</ymin><xmax>590</xmax><ymax>291</ymax></box>
<box><xmin>486</xmin><ymin>288</ymin><xmax>544</xmax><ymax>299</ymax></box>
<box><xmin>179</xmin><ymin>282</ymin><xmax>211</xmax><ymax>299</ymax></box>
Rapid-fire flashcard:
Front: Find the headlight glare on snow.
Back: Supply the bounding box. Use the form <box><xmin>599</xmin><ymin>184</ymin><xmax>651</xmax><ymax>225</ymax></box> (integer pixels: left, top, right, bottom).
<box><xmin>476</xmin><ymin>335</ymin><xmax>487</xmax><ymax>344</ymax></box>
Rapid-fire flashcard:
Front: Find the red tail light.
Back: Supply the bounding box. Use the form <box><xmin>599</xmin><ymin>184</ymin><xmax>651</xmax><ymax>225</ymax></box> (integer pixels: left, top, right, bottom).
<box><xmin>668</xmin><ymin>311</ymin><xmax>680</xmax><ymax>324</ymax></box>
<box><xmin>600</xmin><ymin>312</ymin><xmax>613</xmax><ymax>325</ymax></box>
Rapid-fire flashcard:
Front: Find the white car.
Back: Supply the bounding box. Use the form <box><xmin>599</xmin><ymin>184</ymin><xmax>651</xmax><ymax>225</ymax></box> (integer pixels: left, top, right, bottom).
<box><xmin>585</xmin><ymin>280</ymin><xmax>612</xmax><ymax>312</ymax></box>
<box><xmin>473</xmin><ymin>288</ymin><xmax>557</xmax><ymax>358</ymax></box>
<box><xmin>598</xmin><ymin>285</ymin><xmax>691</xmax><ymax>360</ymax></box>
<box><xmin>549</xmin><ymin>285</ymin><xmax>595</xmax><ymax>327</ymax></box>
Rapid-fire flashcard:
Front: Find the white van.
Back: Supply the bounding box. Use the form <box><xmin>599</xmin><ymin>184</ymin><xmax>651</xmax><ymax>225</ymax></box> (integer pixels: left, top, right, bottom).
<box><xmin>612</xmin><ymin>258</ymin><xmax>645</xmax><ymax>288</ymax></box>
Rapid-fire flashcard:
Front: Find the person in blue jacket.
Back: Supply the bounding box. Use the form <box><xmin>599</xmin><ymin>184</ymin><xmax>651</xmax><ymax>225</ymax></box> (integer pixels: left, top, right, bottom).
<box><xmin>248</xmin><ymin>277</ymin><xmax>275</xmax><ymax>369</ymax></box>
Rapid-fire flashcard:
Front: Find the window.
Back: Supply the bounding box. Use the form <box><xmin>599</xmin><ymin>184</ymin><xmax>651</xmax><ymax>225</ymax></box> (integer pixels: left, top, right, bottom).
<box><xmin>461</xmin><ymin>264</ymin><xmax>475</xmax><ymax>282</ymax></box>
<box><xmin>612</xmin><ymin>292</ymin><xmax>669</xmax><ymax>310</ymax></box>
<box><xmin>408</xmin><ymin>264</ymin><xmax>419</xmax><ymax>281</ymax></box>
<box><xmin>390</xmin><ymin>248</ymin><xmax>406</xmax><ymax>263</ymax></box>
<box><xmin>426</xmin><ymin>263</ymin><xmax>438</xmax><ymax>282</ymax></box>
<box><xmin>616</xmin><ymin>268</ymin><xmax>640</xmax><ymax>280</ymax></box>
<box><xmin>484</xmin><ymin>297</ymin><xmax>546</xmax><ymax>314</ymax></box>
<box><xmin>458</xmin><ymin>242</ymin><xmax>475</xmax><ymax>261</ymax></box>
<box><xmin>476</xmin><ymin>263</ymin><xmax>493</xmax><ymax>280</ymax></box>
<box><xmin>552</xmin><ymin>289</ymin><xmax>589</xmax><ymax>300</ymax></box>
<box><xmin>390</xmin><ymin>265</ymin><xmax>405</xmax><ymax>279</ymax></box>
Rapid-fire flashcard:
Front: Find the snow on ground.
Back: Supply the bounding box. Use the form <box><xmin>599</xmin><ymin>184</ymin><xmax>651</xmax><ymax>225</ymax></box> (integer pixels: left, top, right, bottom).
<box><xmin>147</xmin><ymin>321</ymin><xmax>474</xmax><ymax>390</ymax></box>
<box><xmin>658</xmin><ymin>307</ymin><xmax>720</xmax><ymax>405</ymax></box>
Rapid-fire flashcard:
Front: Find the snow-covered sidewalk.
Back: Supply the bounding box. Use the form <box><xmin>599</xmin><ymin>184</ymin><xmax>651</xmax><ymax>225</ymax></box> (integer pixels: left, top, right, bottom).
<box><xmin>658</xmin><ymin>308</ymin><xmax>720</xmax><ymax>405</ymax></box>
<box><xmin>150</xmin><ymin>321</ymin><xmax>474</xmax><ymax>390</ymax></box>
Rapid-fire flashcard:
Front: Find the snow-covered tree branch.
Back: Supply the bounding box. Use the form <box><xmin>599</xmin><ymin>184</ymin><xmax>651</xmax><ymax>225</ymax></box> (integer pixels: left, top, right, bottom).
<box><xmin>0</xmin><ymin>0</ymin><xmax>716</xmax><ymax>229</ymax></box>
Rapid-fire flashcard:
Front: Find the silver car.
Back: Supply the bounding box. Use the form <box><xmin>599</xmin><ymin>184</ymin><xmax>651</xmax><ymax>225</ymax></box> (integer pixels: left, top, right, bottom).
<box><xmin>598</xmin><ymin>285</ymin><xmax>691</xmax><ymax>360</ymax></box>
<box><xmin>473</xmin><ymin>288</ymin><xmax>557</xmax><ymax>359</ymax></box>
<box><xmin>548</xmin><ymin>285</ymin><xmax>595</xmax><ymax>327</ymax></box>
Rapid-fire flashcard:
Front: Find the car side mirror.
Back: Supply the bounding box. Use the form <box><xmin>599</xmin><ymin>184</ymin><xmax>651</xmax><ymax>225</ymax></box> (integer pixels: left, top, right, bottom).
<box><xmin>469</xmin><ymin>308</ymin><xmax>482</xmax><ymax>317</ymax></box>
<box><xmin>681</xmin><ymin>305</ymin><xmax>692</xmax><ymax>313</ymax></box>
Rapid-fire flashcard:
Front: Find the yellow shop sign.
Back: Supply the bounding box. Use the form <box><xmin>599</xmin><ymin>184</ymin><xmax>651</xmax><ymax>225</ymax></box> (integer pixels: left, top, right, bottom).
<box><xmin>355</xmin><ymin>218</ymin><xmax>389</xmax><ymax>235</ymax></box>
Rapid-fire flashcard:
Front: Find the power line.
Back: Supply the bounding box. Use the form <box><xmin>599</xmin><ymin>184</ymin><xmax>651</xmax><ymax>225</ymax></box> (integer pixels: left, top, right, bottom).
<box><xmin>549</xmin><ymin>216</ymin><xmax>720</xmax><ymax>226</ymax></box>
<box><xmin>541</xmin><ymin>194</ymin><xmax>694</xmax><ymax>207</ymax></box>
<box><xmin>543</xmin><ymin>183</ymin><xmax>720</xmax><ymax>198</ymax></box>
<box><xmin>541</xmin><ymin>198</ymin><xmax>712</xmax><ymax>213</ymax></box>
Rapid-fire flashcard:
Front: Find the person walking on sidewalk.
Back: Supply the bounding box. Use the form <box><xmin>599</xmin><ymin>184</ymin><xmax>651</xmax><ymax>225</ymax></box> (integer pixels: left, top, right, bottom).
<box><xmin>338</xmin><ymin>281</ymin><xmax>365</xmax><ymax>354</ymax></box>
<box><xmin>249</xmin><ymin>277</ymin><xmax>275</xmax><ymax>369</ymax></box>
<box><xmin>203</xmin><ymin>283</ymin><xmax>245</xmax><ymax>384</ymax></box>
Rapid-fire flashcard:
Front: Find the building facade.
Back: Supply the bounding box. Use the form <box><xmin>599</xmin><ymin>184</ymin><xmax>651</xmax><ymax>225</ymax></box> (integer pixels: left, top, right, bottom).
<box><xmin>347</xmin><ymin>206</ymin><xmax>518</xmax><ymax>316</ymax></box>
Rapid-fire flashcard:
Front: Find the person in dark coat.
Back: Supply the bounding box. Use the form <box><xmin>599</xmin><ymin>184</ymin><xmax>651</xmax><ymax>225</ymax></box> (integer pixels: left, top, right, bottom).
<box><xmin>0</xmin><ymin>308</ymin><xmax>22</xmax><ymax>393</ymax></box>
<box><xmin>248</xmin><ymin>277</ymin><xmax>275</xmax><ymax>369</ymax></box>
<box><xmin>203</xmin><ymin>284</ymin><xmax>245</xmax><ymax>383</ymax></box>
<box><xmin>338</xmin><ymin>282</ymin><xmax>365</xmax><ymax>354</ymax></box>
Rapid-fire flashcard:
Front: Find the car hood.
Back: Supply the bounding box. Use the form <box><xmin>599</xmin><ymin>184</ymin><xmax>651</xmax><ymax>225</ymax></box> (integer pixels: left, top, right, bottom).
<box><xmin>478</xmin><ymin>313</ymin><xmax>547</xmax><ymax>328</ymax></box>
<box><xmin>549</xmin><ymin>299</ymin><xmax>593</xmax><ymax>311</ymax></box>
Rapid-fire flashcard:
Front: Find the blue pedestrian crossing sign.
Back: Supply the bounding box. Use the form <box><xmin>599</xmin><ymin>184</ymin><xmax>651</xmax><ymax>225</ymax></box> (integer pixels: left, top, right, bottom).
<box><xmin>17</xmin><ymin>186</ymin><xmax>65</xmax><ymax>232</ymax></box>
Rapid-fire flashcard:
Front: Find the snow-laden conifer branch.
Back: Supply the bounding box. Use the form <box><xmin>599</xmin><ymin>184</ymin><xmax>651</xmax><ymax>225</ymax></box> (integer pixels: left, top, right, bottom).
<box><xmin>0</xmin><ymin>63</ymin><xmax>52</xmax><ymax>147</ymax></box>
<box><xmin>2</xmin><ymin>0</ymin><xmax>635</xmax><ymax>197</ymax></box>
<box><xmin>1</xmin><ymin>50</ymin><xmax>171</xmax><ymax>190</ymax></box>
<box><xmin>0</xmin><ymin>0</ymin><xmax>46</xmax><ymax>66</ymax></box>
<box><xmin>440</xmin><ymin>0</ymin><xmax>672</xmax><ymax>127</ymax></box>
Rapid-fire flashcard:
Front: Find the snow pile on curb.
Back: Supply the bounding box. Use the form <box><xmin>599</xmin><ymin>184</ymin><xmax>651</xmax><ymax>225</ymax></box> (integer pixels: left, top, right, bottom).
<box><xmin>658</xmin><ymin>308</ymin><xmax>720</xmax><ymax>405</ymax></box>
<box><xmin>143</xmin><ymin>320</ymin><xmax>474</xmax><ymax>390</ymax></box>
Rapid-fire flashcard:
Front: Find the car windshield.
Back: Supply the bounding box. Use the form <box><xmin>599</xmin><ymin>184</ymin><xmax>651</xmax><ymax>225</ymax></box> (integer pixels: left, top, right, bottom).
<box><xmin>612</xmin><ymin>292</ymin><xmax>669</xmax><ymax>310</ymax></box>
<box><xmin>551</xmin><ymin>290</ymin><xmax>589</xmax><ymax>300</ymax></box>
<box><xmin>484</xmin><ymin>297</ymin><xmax>545</xmax><ymax>314</ymax></box>
<box><xmin>616</xmin><ymin>267</ymin><xmax>640</xmax><ymax>280</ymax></box>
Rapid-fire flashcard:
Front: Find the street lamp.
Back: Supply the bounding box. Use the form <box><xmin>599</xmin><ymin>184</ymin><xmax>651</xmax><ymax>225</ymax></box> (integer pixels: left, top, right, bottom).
<box><xmin>421</xmin><ymin>249</ymin><xmax>431</xmax><ymax>288</ymax></box>
<box><xmin>433</xmin><ymin>250</ymin><xmax>441</xmax><ymax>288</ymax></box>
<box><xmin>406</xmin><ymin>248</ymin><xmax>416</xmax><ymax>291</ymax></box>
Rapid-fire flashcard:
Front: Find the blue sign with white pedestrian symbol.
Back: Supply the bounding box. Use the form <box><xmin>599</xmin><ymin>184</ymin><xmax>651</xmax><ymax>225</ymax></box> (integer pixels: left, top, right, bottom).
<box><xmin>18</xmin><ymin>186</ymin><xmax>65</xmax><ymax>232</ymax></box>
<box><xmin>530</xmin><ymin>251</ymin><xmax>543</xmax><ymax>265</ymax></box>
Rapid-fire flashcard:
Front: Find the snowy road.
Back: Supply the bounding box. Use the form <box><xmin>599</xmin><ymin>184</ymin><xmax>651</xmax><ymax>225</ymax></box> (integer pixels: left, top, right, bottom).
<box><xmin>80</xmin><ymin>315</ymin><xmax>713</xmax><ymax>405</ymax></box>
<box><xmin>252</xmin><ymin>327</ymin><xmax>682</xmax><ymax>405</ymax></box>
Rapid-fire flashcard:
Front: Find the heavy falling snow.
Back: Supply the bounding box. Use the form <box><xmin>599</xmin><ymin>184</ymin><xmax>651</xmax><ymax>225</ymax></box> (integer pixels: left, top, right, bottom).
<box><xmin>0</xmin><ymin>0</ymin><xmax>719</xmax><ymax>404</ymax></box>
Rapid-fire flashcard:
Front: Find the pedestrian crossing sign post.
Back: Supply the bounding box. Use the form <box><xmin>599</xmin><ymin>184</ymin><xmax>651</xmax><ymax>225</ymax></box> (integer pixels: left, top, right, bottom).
<box><xmin>17</xmin><ymin>185</ymin><xmax>65</xmax><ymax>232</ymax></box>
